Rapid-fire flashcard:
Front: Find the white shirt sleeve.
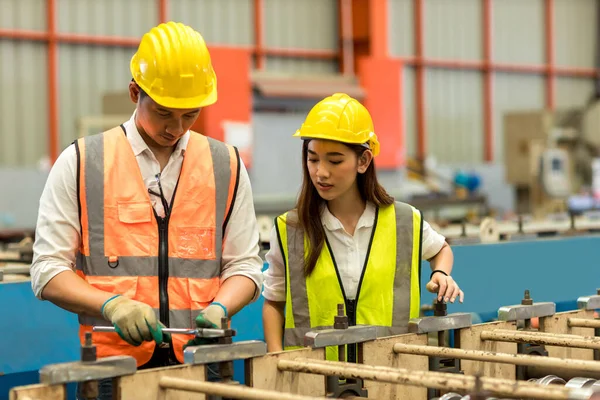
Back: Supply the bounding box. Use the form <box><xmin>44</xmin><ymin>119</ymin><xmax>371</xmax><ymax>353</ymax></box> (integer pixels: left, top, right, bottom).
<box><xmin>262</xmin><ymin>225</ymin><xmax>286</xmax><ymax>302</ymax></box>
<box><xmin>219</xmin><ymin>158</ymin><xmax>265</xmax><ymax>302</ymax></box>
<box><xmin>30</xmin><ymin>144</ymin><xmax>81</xmax><ymax>299</ymax></box>
<box><xmin>421</xmin><ymin>219</ymin><xmax>446</xmax><ymax>261</ymax></box>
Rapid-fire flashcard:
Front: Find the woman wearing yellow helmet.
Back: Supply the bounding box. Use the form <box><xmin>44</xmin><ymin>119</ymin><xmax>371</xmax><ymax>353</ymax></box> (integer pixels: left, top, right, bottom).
<box><xmin>262</xmin><ymin>93</ymin><xmax>463</xmax><ymax>359</ymax></box>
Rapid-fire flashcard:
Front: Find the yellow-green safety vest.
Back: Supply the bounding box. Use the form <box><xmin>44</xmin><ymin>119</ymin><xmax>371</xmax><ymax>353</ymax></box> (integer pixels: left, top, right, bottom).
<box><xmin>275</xmin><ymin>202</ymin><xmax>423</xmax><ymax>361</ymax></box>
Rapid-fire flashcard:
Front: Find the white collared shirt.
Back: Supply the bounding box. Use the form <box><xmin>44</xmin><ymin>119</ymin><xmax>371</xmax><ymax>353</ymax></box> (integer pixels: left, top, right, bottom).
<box><xmin>262</xmin><ymin>202</ymin><xmax>445</xmax><ymax>301</ymax></box>
<box><xmin>31</xmin><ymin>113</ymin><xmax>264</xmax><ymax>300</ymax></box>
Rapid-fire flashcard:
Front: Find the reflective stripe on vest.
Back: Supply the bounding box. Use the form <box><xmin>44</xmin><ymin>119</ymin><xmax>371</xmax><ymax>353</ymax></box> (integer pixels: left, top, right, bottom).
<box><xmin>74</xmin><ymin>126</ymin><xmax>239</xmax><ymax>366</ymax></box>
<box><xmin>276</xmin><ymin>202</ymin><xmax>422</xmax><ymax>361</ymax></box>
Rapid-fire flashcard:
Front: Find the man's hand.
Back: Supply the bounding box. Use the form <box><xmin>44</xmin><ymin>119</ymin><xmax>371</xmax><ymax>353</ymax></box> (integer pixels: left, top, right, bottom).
<box><xmin>195</xmin><ymin>302</ymin><xmax>227</xmax><ymax>328</ymax></box>
<box><xmin>184</xmin><ymin>302</ymin><xmax>228</xmax><ymax>349</ymax></box>
<box><xmin>426</xmin><ymin>274</ymin><xmax>464</xmax><ymax>303</ymax></box>
<box><xmin>102</xmin><ymin>295</ymin><xmax>164</xmax><ymax>346</ymax></box>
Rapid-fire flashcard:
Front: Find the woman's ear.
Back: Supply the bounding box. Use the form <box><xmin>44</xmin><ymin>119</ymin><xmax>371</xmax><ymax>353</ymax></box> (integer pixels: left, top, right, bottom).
<box><xmin>357</xmin><ymin>150</ymin><xmax>373</xmax><ymax>174</ymax></box>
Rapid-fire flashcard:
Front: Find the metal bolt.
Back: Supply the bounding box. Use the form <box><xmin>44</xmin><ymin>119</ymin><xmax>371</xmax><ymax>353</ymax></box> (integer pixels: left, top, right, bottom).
<box><xmin>81</xmin><ymin>332</ymin><xmax>96</xmax><ymax>362</ymax></box>
<box><xmin>433</xmin><ymin>299</ymin><xmax>447</xmax><ymax>317</ymax></box>
<box><xmin>220</xmin><ymin>317</ymin><xmax>228</xmax><ymax>330</ymax></box>
<box><xmin>334</xmin><ymin>303</ymin><xmax>348</xmax><ymax>330</ymax></box>
<box><xmin>597</xmin><ymin>288</ymin><xmax>600</xmax><ymax>296</ymax></box>
<box><xmin>522</xmin><ymin>290</ymin><xmax>533</xmax><ymax>306</ymax></box>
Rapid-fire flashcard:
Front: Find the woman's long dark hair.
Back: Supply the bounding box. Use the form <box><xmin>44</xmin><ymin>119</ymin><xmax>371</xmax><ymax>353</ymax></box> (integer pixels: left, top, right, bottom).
<box><xmin>294</xmin><ymin>140</ymin><xmax>394</xmax><ymax>276</ymax></box>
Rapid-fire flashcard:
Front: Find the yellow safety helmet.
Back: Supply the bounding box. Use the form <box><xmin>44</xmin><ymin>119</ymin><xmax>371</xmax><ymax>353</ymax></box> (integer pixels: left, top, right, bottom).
<box><xmin>293</xmin><ymin>93</ymin><xmax>380</xmax><ymax>157</ymax></box>
<box><xmin>130</xmin><ymin>21</ymin><xmax>217</xmax><ymax>109</ymax></box>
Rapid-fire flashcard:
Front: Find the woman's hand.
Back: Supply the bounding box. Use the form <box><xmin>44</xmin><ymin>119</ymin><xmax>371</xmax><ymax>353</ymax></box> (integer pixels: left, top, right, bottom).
<box><xmin>426</xmin><ymin>273</ymin><xmax>464</xmax><ymax>303</ymax></box>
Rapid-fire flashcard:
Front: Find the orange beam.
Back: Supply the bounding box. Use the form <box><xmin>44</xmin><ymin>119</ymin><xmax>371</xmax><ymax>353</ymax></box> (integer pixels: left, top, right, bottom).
<box><xmin>47</xmin><ymin>0</ymin><xmax>59</xmax><ymax>164</ymax></box>
<box><xmin>338</xmin><ymin>0</ymin><xmax>354</xmax><ymax>75</ymax></box>
<box><xmin>57</xmin><ymin>33</ymin><xmax>139</xmax><ymax>47</ymax></box>
<box><xmin>0</xmin><ymin>29</ymin><xmax>339</xmax><ymax>60</ymax></box>
<box><xmin>369</xmin><ymin>0</ymin><xmax>388</xmax><ymax>58</ymax></box>
<box><xmin>258</xmin><ymin>47</ymin><xmax>337</xmax><ymax>59</ymax></box>
<box><xmin>414</xmin><ymin>0</ymin><xmax>426</xmax><ymax>161</ymax></box>
<box><xmin>545</xmin><ymin>0</ymin><xmax>555</xmax><ymax>110</ymax></box>
<box><xmin>0</xmin><ymin>28</ymin><xmax>48</xmax><ymax>41</ymax></box>
<box><xmin>399</xmin><ymin>57</ymin><xmax>600</xmax><ymax>77</ymax></box>
<box><xmin>159</xmin><ymin>0</ymin><xmax>168</xmax><ymax>23</ymax></box>
<box><xmin>254</xmin><ymin>0</ymin><xmax>265</xmax><ymax>69</ymax></box>
<box><xmin>483</xmin><ymin>0</ymin><xmax>493</xmax><ymax>162</ymax></box>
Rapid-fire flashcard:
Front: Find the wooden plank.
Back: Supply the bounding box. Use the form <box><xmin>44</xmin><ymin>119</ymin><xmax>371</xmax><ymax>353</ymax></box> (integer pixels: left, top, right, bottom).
<box><xmin>540</xmin><ymin>309</ymin><xmax>596</xmax><ymax>361</ymax></box>
<box><xmin>248</xmin><ymin>347</ymin><xmax>326</xmax><ymax>396</ymax></box>
<box><xmin>459</xmin><ymin>320</ymin><xmax>517</xmax><ymax>380</ymax></box>
<box><xmin>116</xmin><ymin>364</ymin><xmax>207</xmax><ymax>400</ymax></box>
<box><xmin>9</xmin><ymin>383</ymin><xmax>66</xmax><ymax>400</ymax></box>
<box><xmin>362</xmin><ymin>333</ymin><xmax>428</xmax><ymax>400</ymax></box>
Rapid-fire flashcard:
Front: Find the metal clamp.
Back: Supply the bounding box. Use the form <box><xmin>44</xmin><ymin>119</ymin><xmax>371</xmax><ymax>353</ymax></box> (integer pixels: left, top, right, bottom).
<box><xmin>497</xmin><ymin>290</ymin><xmax>556</xmax><ymax>322</ymax></box>
<box><xmin>577</xmin><ymin>289</ymin><xmax>600</xmax><ymax>310</ymax></box>
<box><xmin>408</xmin><ymin>313</ymin><xmax>472</xmax><ymax>334</ymax></box>
<box><xmin>304</xmin><ymin>325</ymin><xmax>378</xmax><ymax>348</ymax></box>
<box><xmin>40</xmin><ymin>332</ymin><xmax>137</xmax><ymax>389</ymax></box>
<box><xmin>183</xmin><ymin>340</ymin><xmax>266</xmax><ymax>365</ymax></box>
<box><xmin>40</xmin><ymin>355</ymin><xmax>137</xmax><ymax>385</ymax></box>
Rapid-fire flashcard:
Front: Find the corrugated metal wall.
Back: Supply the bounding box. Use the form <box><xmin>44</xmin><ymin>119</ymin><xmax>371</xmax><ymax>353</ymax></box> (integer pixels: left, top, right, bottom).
<box><xmin>426</xmin><ymin>69</ymin><xmax>484</xmax><ymax>164</ymax></box>
<box><xmin>57</xmin><ymin>46</ymin><xmax>134</xmax><ymax>149</ymax></box>
<box><xmin>388</xmin><ymin>0</ymin><xmax>598</xmax><ymax>164</ymax></box>
<box><xmin>0</xmin><ymin>0</ymin><xmax>46</xmax><ymax>30</ymax></box>
<box><xmin>388</xmin><ymin>0</ymin><xmax>413</xmax><ymax>57</ymax></box>
<box><xmin>0</xmin><ymin>40</ymin><xmax>48</xmax><ymax>166</ymax></box>
<box><xmin>554</xmin><ymin>0</ymin><xmax>597</xmax><ymax>110</ymax></box>
<box><xmin>57</xmin><ymin>0</ymin><xmax>156</xmax><ymax>36</ymax></box>
<box><xmin>424</xmin><ymin>0</ymin><xmax>481</xmax><ymax>61</ymax></box>
<box><xmin>493</xmin><ymin>0</ymin><xmax>545</xmax><ymax>65</ymax></box>
<box><xmin>170</xmin><ymin>0</ymin><xmax>254</xmax><ymax>46</ymax></box>
<box><xmin>0</xmin><ymin>0</ymin><xmax>47</xmax><ymax>166</ymax></box>
<box><xmin>264</xmin><ymin>0</ymin><xmax>338</xmax><ymax>74</ymax></box>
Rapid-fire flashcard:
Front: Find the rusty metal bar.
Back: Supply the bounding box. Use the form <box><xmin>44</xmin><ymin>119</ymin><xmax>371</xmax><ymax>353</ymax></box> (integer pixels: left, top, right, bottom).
<box><xmin>159</xmin><ymin>376</ymin><xmax>328</xmax><ymax>400</ymax></box>
<box><xmin>392</xmin><ymin>343</ymin><xmax>600</xmax><ymax>377</ymax></box>
<box><xmin>481</xmin><ymin>329</ymin><xmax>600</xmax><ymax>350</ymax></box>
<box><xmin>277</xmin><ymin>358</ymin><xmax>574</xmax><ymax>400</ymax></box>
<box><xmin>568</xmin><ymin>318</ymin><xmax>600</xmax><ymax>329</ymax></box>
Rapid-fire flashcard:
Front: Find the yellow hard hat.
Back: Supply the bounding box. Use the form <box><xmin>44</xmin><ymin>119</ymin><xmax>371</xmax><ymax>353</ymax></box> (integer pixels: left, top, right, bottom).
<box><xmin>130</xmin><ymin>21</ymin><xmax>217</xmax><ymax>109</ymax></box>
<box><xmin>293</xmin><ymin>93</ymin><xmax>380</xmax><ymax>157</ymax></box>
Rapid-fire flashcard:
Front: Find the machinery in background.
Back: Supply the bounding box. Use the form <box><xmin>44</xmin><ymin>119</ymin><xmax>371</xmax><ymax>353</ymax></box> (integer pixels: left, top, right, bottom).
<box><xmin>504</xmin><ymin>103</ymin><xmax>600</xmax><ymax>220</ymax></box>
<box><xmin>0</xmin><ymin>230</ymin><xmax>33</xmax><ymax>282</ymax></box>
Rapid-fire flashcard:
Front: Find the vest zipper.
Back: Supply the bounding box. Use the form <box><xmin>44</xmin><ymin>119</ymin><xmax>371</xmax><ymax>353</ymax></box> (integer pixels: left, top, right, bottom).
<box><xmin>158</xmin><ymin>216</ymin><xmax>169</xmax><ymax>326</ymax></box>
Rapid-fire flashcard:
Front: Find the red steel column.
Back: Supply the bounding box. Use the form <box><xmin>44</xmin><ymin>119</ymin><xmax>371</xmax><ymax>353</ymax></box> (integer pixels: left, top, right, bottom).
<box><xmin>254</xmin><ymin>0</ymin><xmax>265</xmax><ymax>70</ymax></box>
<box><xmin>545</xmin><ymin>0</ymin><xmax>555</xmax><ymax>110</ymax></box>
<box><xmin>483</xmin><ymin>0</ymin><xmax>494</xmax><ymax>162</ymax></box>
<box><xmin>159</xmin><ymin>0</ymin><xmax>168</xmax><ymax>23</ymax></box>
<box><xmin>47</xmin><ymin>0</ymin><xmax>59</xmax><ymax>163</ymax></box>
<box><xmin>414</xmin><ymin>0</ymin><xmax>426</xmax><ymax>161</ymax></box>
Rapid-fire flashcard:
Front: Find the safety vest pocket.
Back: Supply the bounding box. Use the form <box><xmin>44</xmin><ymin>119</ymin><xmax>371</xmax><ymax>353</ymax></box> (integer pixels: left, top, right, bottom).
<box><xmin>172</xmin><ymin>226</ymin><xmax>216</xmax><ymax>259</ymax></box>
<box><xmin>117</xmin><ymin>201</ymin><xmax>152</xmax><ymax>223</ymax></box>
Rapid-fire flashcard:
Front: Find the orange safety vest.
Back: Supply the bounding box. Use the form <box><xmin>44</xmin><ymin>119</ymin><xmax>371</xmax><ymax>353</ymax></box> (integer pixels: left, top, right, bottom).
<box><xmin>74</xmin><ymin>125</ymin><xmax>239</xmax><ymax>366</ymax></box>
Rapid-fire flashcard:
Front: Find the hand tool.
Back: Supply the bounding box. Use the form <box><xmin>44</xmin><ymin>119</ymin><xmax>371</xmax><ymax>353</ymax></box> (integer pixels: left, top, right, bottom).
<box><xmin>92</xmin><ymin>325</ymin><xmax>235</xmax><ymax>338</ymax></box>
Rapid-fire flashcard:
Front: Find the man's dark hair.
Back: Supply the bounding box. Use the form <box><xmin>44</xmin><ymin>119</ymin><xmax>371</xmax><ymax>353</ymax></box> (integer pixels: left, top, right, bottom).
<box><xmin>131</xmin><ymin>78</ymin><xmax>148</xmax><ymax>100</ymax></box>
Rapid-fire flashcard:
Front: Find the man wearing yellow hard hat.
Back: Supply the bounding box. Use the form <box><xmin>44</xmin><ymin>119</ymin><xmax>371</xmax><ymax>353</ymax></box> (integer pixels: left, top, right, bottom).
<box><xmin>31</xmin><ymin>22</ymin><xmax>264</xmax><ymax>398</ymax></box>
<box><xmin>262</xmin><ymin>93</ymin><xmax>464</xmax><ymax>361</ymax></box>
